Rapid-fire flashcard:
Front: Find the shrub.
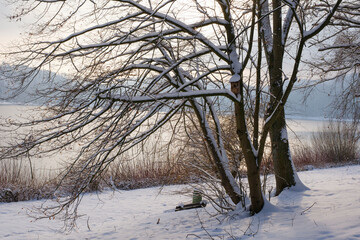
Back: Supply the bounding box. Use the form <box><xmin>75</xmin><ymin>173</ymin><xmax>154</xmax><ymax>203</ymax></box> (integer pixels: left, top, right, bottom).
<box><xmin>293</xmin><ymin>120</ymin><xmax>359</xmax><ymax>170</ymax></box>
<box><xmin>311</xmin><ymin>120</ymin><xmax>359</xmax><ymax>163</ymax></box>
<box><xmin>0</xmin><ymin>159</ymin><xmax>57</xmax><ymax>202</ymax></box>
<box><xmin>104</xmin><ymin>153</ymin><xmax>191</xmax><ymax>190</ymax></box>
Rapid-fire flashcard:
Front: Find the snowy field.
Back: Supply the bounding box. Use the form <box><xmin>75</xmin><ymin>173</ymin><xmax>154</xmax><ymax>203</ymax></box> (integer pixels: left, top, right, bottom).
<box><xmin>1</xmin><ymin>165</ymin><xmax>360</xmax><ymax>239</ymax></box>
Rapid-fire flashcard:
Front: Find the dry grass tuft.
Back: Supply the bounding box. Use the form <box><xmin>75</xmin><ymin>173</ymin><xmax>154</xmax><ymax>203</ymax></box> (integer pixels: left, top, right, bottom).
<box><xmin>293</xmin><ymin>120</ymin><xmax>359</xmax><ymax>170</ymax></box>
<box><xmin>0</xmin><ymin>160</ymin><xmax>57</xmax><ymax>202</ymax></box>
<box><xmin>0</xmin><ymin>153</ymin><xmax>192</xmax><ymax>203</ymax></box>
<box><xmin>103</xmin><ymin>155</ymin><xmax>192</xmax><ymax>190</ymax></box>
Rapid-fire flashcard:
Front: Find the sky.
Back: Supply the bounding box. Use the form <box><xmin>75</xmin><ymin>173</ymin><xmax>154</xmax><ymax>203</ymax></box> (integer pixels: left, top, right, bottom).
<box><xmin>0</xmin><ymin>1</ymin><xmax>21</xmax><ymax>49</ymax></box>
<box><xmin>0</xmin><ymin>0</ymin><xmax>324</xmax><ymax>80</ymax></box>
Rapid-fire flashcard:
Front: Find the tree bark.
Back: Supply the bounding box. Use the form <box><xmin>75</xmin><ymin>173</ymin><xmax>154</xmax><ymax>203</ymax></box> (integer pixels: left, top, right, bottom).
<box><xmin>270</xmin><ymin>109</ymin><xmax>296</xmax><ymax>195</ymax></box>
<box><xmin>234</xmin><ymin>99</ymin><xmax>264</xmax><ymax>213</ymax></box>
<box><xmin>245</xmin><ymin>160</ymin><xmax>263</xmax><ymax>213</ymax></box>
<box><xmin>269</xmin><ymin>0</ymin><xmax>297</xmax><ymax>195</ymax></box>
<box><xmin>242</xmin><ymin>151</ymin><xmax>263</xmax><ymax>213</ymax></box>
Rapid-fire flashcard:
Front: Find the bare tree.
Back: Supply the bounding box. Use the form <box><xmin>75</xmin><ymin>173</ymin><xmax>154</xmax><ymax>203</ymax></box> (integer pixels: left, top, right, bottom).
<box><xmin>255</xmin><ymin>0</ymin><xmax>346</xmax><ymax>195</ymax></box>
<box><xmin>305</xmin><ymin>0</ymin><xmax>359</xmax><ymax>117</ymax></box>
<box><xmin>0</xmin><ymin>0</ymin><xmax>343</xmax><ymax>224</ymax></box>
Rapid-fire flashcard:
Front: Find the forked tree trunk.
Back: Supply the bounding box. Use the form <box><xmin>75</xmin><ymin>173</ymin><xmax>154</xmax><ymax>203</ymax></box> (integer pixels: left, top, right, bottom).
<box><xmin>234</xmin><ymin>101</ymin><xmax>264</xmax><ymax>213</ymax></box>
<box><xmin>219</xmin><ymin>0</ymin><xmax>264</xmax><ymax>213</ymax></box>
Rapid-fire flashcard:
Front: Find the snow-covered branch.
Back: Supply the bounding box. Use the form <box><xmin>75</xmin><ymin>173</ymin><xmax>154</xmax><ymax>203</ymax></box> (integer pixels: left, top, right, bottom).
<box><xmin>98</xmin><ymin>89</ymin><xmax>239</xmax><ymax>104</ymax></box>
<box><xmin>319</xmin><ymin>43</ymin><xmax>360</xmax><ymax>51</ymax></box>
<box><xmin>116</xmin><ymin>0</ymin><xmax>229</xmax><ymax>62</ymax></box>
<box><xmin>303</xmin><ymin>0</ymin><xmax>343</xmax><ymax>40</ymax></box>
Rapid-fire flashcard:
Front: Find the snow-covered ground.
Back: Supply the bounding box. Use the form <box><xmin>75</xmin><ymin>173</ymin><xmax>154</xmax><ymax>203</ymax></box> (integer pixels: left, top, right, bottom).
<box><xmin>1</xmin><ymin>165</ymin><xmax>360</xmax><ymax>240</ymax></box>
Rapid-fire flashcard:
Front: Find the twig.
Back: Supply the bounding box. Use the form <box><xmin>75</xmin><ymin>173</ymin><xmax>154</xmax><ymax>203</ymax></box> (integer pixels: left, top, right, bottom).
<box><xmin>313</xmin><ymin>220</ymin><xmax>318</xmax><ymax>226</ymax></box>
<box><xmin>291</xmin><ymin>213</ymin><xmax>296</xmax><ymax>227</ymax></box>
<box><xmin>301</xmin><ymin>202</ymin><xmax>316</xmax><ymax>215</ymax></box>
<box><xmin>186</xmin><ymin>233</ymin><xmax>201</xmax><ymax>239</ymax></box>
<box><xmin>87</xmin><ymin>216</ymin><xmax>91</xmax><ymax>231</ymax></box>
<box><xmin>196</xmin><ymin>209</ymin><xmax>215</xmax><ymax>240</ymax></box>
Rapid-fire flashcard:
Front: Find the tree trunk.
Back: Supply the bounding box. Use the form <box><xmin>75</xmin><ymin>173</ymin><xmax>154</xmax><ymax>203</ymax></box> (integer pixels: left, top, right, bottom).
<box><xmin>270</xmin><ymin>109</ymin><xmax>296</xmax><ymax>195</ymax></box>
<box><xmin>244</xmin><ymin>154</ymin><xmax>264</xmax><ymax>214</ymax></box>
<box><xmin>269</xmin><ymin>0</ymin><xmax>297</xmax><ymax>195</ymax></box>
<box><xmin>219</xmin><ymin>0</ymin><xmax>264</xmax><ymax>212</ymax></box>
<box><xmin>234</xmin><ymin>100</ymin><xmax>264</xmax><ymax>213</ymax></box>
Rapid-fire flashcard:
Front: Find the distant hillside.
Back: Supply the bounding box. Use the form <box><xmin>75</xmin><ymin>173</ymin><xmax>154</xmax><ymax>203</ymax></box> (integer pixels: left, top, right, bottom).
<box><xmin>286</xmin><ymin>79</ymin><xmax>355</xmax><ymax>119</ymax></box>
<box><xmin>0</xmin><ymin>65</ymin><xmax>353</xmax><ymax>118</ymax></box>
<box><xmin>286</xmin><ymin>82</ymin><xmax>333</xmax><ymax>118</ymax></box>
<box><xmin>0</xmin><ymin>65</ymin><xmax>67</xmax><ymax>105</ymax></box>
